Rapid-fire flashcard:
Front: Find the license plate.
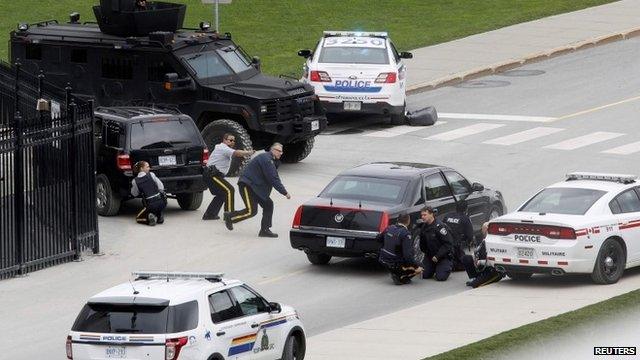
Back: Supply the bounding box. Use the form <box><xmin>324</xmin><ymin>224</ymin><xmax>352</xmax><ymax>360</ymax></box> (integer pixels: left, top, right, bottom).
<box><xmin>311</xmin><ymin>120</ymin><xmax>320</xmax><ymax>131</ymax></box>
<box><xmin>517</xmin><ymin>247</ymin><xmax>534</xmax><ymax>258</ymax></box>
<box><xmin>158</xmin><ymin>155</ymin><xmax>176</xmax><ymax>166</ymax></box>
<box><xmin>105</xmin><ymin>346</ymin><xmax>126</xmax><ymax>358</ymax></box>
<box><xmin>326</xmin><ymin>236</ymin><xmax>346</xmax><ymax>248</ymax></box>
<box><xmin>343</xmin><ymin>101</ymin><xmax>361</xmax><ymax>111</ymax></box>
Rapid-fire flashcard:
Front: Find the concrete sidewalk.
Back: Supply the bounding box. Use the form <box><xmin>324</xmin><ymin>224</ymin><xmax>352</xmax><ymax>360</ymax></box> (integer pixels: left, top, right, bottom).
<box><xmin>307</xmin><ymin>1</ymin><xmax>640</xmax><ymax>359</ymax></box>
<box><xmin>404</xmin><ymin>0</ymin><xmax>640</xmax><ymax>93</ymax></box>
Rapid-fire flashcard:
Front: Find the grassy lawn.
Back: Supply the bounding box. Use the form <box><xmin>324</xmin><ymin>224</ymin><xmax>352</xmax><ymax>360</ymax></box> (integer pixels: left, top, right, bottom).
<box><xmin>425</xmin><ymin>289</ymin><xmax>640</xmax><ymax>360</ymax></box>
<box><xmin>1</xmin><ymin>0</ymin><xmax>614</xmax><ymax>76</ymax></box>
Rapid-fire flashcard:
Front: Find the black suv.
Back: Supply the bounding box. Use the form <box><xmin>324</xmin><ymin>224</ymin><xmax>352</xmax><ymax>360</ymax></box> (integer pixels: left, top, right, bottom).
<box><xmin>94</xmin><ymin>107</ymin><xmax>207</xmax><ymax>216</ymax></box>
<box><xmin>10</xmin><ymin>0</ymin><xmax>327</xmax><ymax>175</ymax></box>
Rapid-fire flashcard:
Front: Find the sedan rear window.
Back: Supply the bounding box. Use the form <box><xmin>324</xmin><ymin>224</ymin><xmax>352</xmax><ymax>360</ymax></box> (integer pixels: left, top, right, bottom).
<box><xmin>319</xmin><ymin>47</ymin><xmax>389</xmax><ymax>64</ymax></box>
<box><xmin>130</xmin><ymin>119</ymin><xmax>201</xmax><ymax>150</ymax></box>
<box><xmin>519</xmin><ymin>188</ymin><xmax>606</xmax><ymax>215</ymax></box>
<box><xmin>320</xmin><ymin>176</ymin><xmax>406</xmax><ymax>203</ymax></box>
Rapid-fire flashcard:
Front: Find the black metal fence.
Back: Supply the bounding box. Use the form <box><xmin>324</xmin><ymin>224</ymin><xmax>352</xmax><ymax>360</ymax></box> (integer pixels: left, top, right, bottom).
<box><xmin>0</xmin><ymin>60</ymin><xmax>99</xmax><ymax>278</ymax></box>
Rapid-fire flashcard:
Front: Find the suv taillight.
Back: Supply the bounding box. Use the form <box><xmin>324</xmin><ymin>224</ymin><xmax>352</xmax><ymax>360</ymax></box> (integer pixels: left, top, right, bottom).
<box><xmin>66</xmin><ymin>335</ymin><xmax>73</xmax><ymax>359</ymax></box>
<box><xmin>165</xmin><ymin>337</ymin><xmax>188</xmax><ymax>360</ymax></box>
<box><xmin>201</xmin><ymin>148</ymin><xmax>210</xmax><ymax>165</ymax></box>
<box><xmin>117</xmin><ymin>153</ymin><xmax>132</xmax><ymax>171</ymax></box>
<box><xmin>375</xmin><ymin>72</ymin><xmax>397</xmax><ymax>83</ymax></box>
<box><xmin>378</xmin><ymin>212</ymin><xmax>390</xmax><ymax>233</ymax></box>
<box><xmin>292</xmin><ymin>206</ymin><xmax>303</xmax><ymax>228</ymax></box>
<box><xmin>310</xmin><ymin>71</ymin><xmax>332</xmax><ymax>82</ymax></box>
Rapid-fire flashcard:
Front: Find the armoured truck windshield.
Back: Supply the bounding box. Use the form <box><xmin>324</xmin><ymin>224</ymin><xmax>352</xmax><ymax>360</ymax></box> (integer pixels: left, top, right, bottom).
<box><xmin>181</xmin><ymin>44</ymin><xmax>257</xmax><ymax>83</ymax></box>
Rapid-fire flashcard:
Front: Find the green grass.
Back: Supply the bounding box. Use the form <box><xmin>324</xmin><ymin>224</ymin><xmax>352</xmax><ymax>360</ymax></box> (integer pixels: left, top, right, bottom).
<box><xmin>425</xmin><ymin>289</ymin><xmax>640</xmax><ymax>360</ymax></box>
<box><xmin>0</xmin><ymin>0</ymin><xmax>615</xmax><ymax>76</ymax></box>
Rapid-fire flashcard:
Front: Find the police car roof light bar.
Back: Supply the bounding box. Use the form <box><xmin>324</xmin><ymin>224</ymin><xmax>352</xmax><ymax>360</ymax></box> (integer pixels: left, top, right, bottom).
<box><xmin>323</xmin><ymin>31</ymin><xmax>388</xmax><ymax>38</ymax></box>
<box><xmin>133</xmin><ymin>271</ymin><xmax>224</xmax><ymax>281</ymax></box>
<box><xmin>566</xmin><ymin>172</ymin><xmax>637</xmax><ymax>184</ymax></box>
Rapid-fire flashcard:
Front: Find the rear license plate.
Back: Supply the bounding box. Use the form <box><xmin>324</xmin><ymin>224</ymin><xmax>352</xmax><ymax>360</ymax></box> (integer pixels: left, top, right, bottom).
<box><xmin>311</xmin><ymin>120</ymin><xmax>320</xmax><ymax>131</ymax></box>
<box><xmin>158</xmin><ymin>155</ymin><xmax>177</xmax><ymax>166</ymax></box>
<box><xmin>105</xmin><ymin>346</ymin><xmax>126</xmax><ymax>358</ymax></box>
<box><xmin>517</xmin><ymin>247</ymin><xmax>534</xmax><ymax>258</ymax></box>
<box><xmin>326</xmin><ymin>236</ymin><xmax>346</xmax><ymax>248</ymax></box>
<box><xmin>343</xmin><ymin>101</ymin><xmax>361</xmax><ymax>111</ymax></box>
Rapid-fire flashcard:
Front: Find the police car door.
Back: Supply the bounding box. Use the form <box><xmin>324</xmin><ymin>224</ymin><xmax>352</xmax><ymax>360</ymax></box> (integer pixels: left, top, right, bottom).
<box><xmin>423</xmin><ymin>173</ymin><xmax>456</xmax><ymax>217</ymax></box>
<box><xmin>610</xmin><ymin>188</ymin><xmax>640</xmax><ymax>263</ymax></box>
<box><xmin>228</xmin><ymin>285</ymin><xmax>281</xmax><ymax>359</ymax></box>
<box><xmin>444</xmin><ymin>171</ymin><xmax>487</xmax><ymax>229</ymax></box>
<box><xmin>207</xmin><ymin>289</ymin><xmax>257</xmax><ymax>359</ymax></box>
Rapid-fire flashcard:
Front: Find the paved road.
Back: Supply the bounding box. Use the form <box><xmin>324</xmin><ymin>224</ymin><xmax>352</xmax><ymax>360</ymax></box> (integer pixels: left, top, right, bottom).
<box><xmin>2</xmin><ymin>37</ymin><xmax>640</xmax><ymax>359</ymax></box>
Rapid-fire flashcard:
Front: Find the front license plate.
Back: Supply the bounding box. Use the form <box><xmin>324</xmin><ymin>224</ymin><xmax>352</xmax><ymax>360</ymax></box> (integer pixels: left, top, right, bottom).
<box><xmin>343</xmin><ymin>101</ymin><xmax>361</xmax><ymax>111</ymax></box>
<box><xmin>311</xmin><ymin>120</ymin><xmax>320</xmax><ymax>131</ymax></box>
<box><xmin>517</xmin><ymin>247</ymin><xmax>534</xmax><ymax>258</ymax></box>
<box><xmin>158</xmin><ymin>155</ymin><xmax>177</xmax><ymax>166</ymax></box>
<box><xmin>326</xmin><ymin>236</ymin><xmax>346</xmax><ymax>248</ymax></box>
<box><xmin>105</xmin><ymin>346</ymin><xmax>126</xmax><ymax>358</ymax></box>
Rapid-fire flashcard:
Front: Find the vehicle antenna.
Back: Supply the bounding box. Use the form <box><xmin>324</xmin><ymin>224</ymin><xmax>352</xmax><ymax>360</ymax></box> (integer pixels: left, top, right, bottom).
<box><xmin>359</xmin><ymin>200</ymin><xmax>362</xmax><ymax>209</ymax></box>
<box><xmin>129</xmin><ymin>279</ymin><xmax>139</xmax><ymax>296</ymax></box>
<box><xmin>330</xmin><ymin>197</ymin><xmax>333</xmax><ymax>206</ymax></box>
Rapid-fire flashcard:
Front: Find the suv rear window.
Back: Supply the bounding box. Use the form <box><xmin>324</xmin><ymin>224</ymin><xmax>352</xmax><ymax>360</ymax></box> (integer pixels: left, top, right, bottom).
<box><xmin>129</xmin><ymin>119</ymin><xmax>201</xmax><ymax>150</ymax></box>
<box><xmin>72</xmin><ymin>300</ymin><xmax>198</xmax><ymax>334</ymax></box>
<box><xmin>519</xmin><ymin>188</ymin><xmax>606</xmax><ymax>215</ymax></box>
<box><xmin>319</xmin><ymin>47</ymin><xmax>389</xmax><ymax>64</ymax></box>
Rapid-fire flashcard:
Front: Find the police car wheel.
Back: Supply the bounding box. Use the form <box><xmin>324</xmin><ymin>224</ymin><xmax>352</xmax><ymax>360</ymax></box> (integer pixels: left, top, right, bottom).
<box><xmin>506</xmin><ymin>272</ymin><xmax>532</xmax><ymax>281</ymax></box>
<box><xmin>96</xmin><ymin>174</ymin><xmax>121</xmax><ymax>216</ymax></box>
<box><xmin>591</xmin><ymin>238</ymin><xmax>626</xmax><ymax>284</ymax></box>
<box><xmin>176</xmin><ymin>192</ymin><xmax>204</xmax><ymax>210</ymax></box>
<box><xmin>389</xmin><ymin>113</ymin><xmax>406</xmax><ymax>125</ymax></box>
<box><xmin>201</xmin><ymin>119</ymin><xmax>253</xmax><ymax>177</ymax></box>
<box><xmin>306</xmin><ymin>252</ymin><xmax>331</xmax><ymax>265</ymax></box>
<box><xmin>282</xmin><ymin>334</ymin><xmax>304</xmax><ymax>360</ymax></box>
<box><xmin>281</xmin><ymin>138</ymin><xmax>315</xmax><ymax>163</ymax></box>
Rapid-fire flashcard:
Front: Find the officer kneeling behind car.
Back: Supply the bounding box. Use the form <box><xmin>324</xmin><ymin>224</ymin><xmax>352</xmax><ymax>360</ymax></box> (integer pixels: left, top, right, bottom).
<box><xmin>462</xmin><ymin>222</ymin><xmax>503</xmax><ymax>288</ymax></box>
<box><xmin>377</xmin><ymin>214</ymin><xmax>423</xmax><ymax>285</ymax></box>
<box><xmin>131</xmin><ymin>161</ymin><xmax>167</xmax><ymax>226</ymax></box>
<box><xmin>419</xmin><ymin>206</ymin><xmax>454</xmax><ymax>281</ymax></box>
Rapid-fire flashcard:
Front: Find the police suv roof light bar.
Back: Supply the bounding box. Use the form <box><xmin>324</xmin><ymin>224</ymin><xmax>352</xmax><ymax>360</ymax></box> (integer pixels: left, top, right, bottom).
<box><xmin>323</xmin><ymin>31</ymin><xmax>388</xmax><ymax>38</ymax></box>
<box><xmin>133</xmin><ymin>271</ymin><xmax>224</xmax><ymax>281</ymax></box>
<box><xmin>566</xmin><ymin>172</ymin><xmax>637</xmax><ymax>184</ymax></box>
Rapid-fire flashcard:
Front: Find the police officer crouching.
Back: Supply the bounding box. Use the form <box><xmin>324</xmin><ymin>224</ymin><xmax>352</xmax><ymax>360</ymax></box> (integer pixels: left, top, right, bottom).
<box><xmin>443</xmin><ymin>200</ymin><xmax>474</xmax><ymax>271</ymax></box>
<box><xmin>462</xmin><ymin>222</ymin><xmax>503</xmax><ymax>288</ymax></box>
<box><xmin>378</xmin><ymin>214</ymin><xmax>423</xmax><ymax>285</ymax></box>
<box><xmin>419</xmin><ymin>207</ymin><xmax>454</xmax><ymax>281</ymax></box>
<box><xmin>131</xmin><ymin>161</ymin><xmax>167</xmax><ymax>226</ymax></box>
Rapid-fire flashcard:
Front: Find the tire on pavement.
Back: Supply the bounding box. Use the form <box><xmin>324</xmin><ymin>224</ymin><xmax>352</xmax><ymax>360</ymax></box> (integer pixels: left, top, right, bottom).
<box><xmin>176</xmin><ymin>192</ymin><xmax>204</xmax><ymax>210</ymax></box>
<box><xmin>306</xmin><ymin>252</ymin><xmax>331</xmax><ymax>265</ymax></box>
<box><xmin>281</xmin><ymin>137</ymin><xmax>315</xmax><ymax>163</ymax></box>
<box><xmin>407</xmin><ymin>106</ymin><xmax>438</xmax><ymax>126</ymax></box>
<box><xmin>200</xmin><ymin>119</ymin><xmax>253</xmax><ymax>176</ymax></box>
<box><xmin>96</xmin><ymin>174</ymin><xmax>121</xmax><ymax>216</ymax></box>
<box><xmin>591</xmin><ymin>238</ymin><xmax>626</xmax><ymax>284</ymax></box>
<box><xmin>281</xmin><ymin>333</ymin><xmax>305</xmax><ymax>360</ymax></box>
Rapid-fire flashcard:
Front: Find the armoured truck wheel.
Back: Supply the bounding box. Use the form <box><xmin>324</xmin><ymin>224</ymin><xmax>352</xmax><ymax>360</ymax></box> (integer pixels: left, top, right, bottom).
<box><xmin>96</xmin><ymin>174</ymin><xmax>121</xmax><ymax>216</ymax></box>
<box><xmin>282</xmin><ymin>333</ymin><xmax>305</xmax><ymax>360</ymax></box>
<box><xmin>281</xmin><ymin>138</ymin><xmax>315</xmax><ymax>163</ymax></box>
<box><xmin>176</xmin><ymin>192</ymin><xmax>203</xmax><ymax>210</ymax></box>
<box><xmin>591</xmin><ymin>238</ymin><xmax>626</xmax><ymax>284</ymax></box>
<box><xmin>306</xmin><ymin>252</ymin><xmax>331</xmax><ymax>265</ymax></box>
<box><xmin>506</xmin><ymin>272</ymin><xmax>532</xmax><ymax>281</ymax></box>
<box><xmin>201</xmin><ymin>119</ymin><xmax>253</xmax><ymax>177</ymax></box>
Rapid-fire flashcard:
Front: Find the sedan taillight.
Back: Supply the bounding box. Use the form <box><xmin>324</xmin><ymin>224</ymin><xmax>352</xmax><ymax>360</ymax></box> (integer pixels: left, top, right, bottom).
<box><xmin>488</xmin><ymin>222</ymin><xmax>576</xmax><ymax>240</ymax></box>
<box><xmin>292</xmin><ymin>206</ymin><xmax>303</xmax><ymax>229</ymax></box>
<box><xmin>375</xmin><ymin>72</ymin><xmax>397</xmax><ymax>83</ymax></box>
<box><xmin>310</xmin><ymin>71</ymin><xmax>332</xmax><ymax>82</ymax></box>
<box><xmin>66</xmin><ymin>335</ymin><xmax>73</xmax><ymax>359</ymax></box>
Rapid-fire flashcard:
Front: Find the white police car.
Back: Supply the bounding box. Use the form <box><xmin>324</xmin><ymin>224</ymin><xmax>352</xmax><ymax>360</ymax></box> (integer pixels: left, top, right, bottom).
<box><xmin>298</xmin><ymin>31</ymin><xmax>412</xmax><ymax>124</ymax></box>
<box><xmin>486</xmin><ymin>172</ymin><xmax>640</xmax><ymax>284</ymax></box>
<box><xmin>66</xmin><ymin>271</ymin><xmax>306</xmax><ymax>360</ymax></box>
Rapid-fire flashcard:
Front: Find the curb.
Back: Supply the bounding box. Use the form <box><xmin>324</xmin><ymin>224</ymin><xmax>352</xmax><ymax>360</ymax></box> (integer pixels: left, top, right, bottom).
<box><xmin>406</xmin><ymin>26</ymin><xmax>640</xmax><ymax>95</ymax></box>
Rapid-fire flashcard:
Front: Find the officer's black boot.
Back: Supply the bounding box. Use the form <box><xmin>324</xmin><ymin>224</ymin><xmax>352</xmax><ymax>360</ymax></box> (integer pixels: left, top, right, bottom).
<box><xmin>258</xmin><ymin>228</ymin><xmax>278</xmax><ymax>238</ymax></box>
<box><xmin>147</xmin><ymin>213</ymin><xmax>157</xmax><ymax>226</ymax></box>
<box><xmin>223</xmin><ymin>212</ymin><xmax>233</xmax><ymax>231</ymax></box>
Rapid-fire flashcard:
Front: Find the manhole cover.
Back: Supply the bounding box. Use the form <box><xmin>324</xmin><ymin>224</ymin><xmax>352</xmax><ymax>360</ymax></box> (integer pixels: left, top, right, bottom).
<box><xmin>500</xmin><ymin>69</ymin><xmax>545</xmax><ymax>77</ymax></box>
<box><xmin>454</xmin><ymin>80</ymin><xmax>511</xmax><ymax>89</ymax></box>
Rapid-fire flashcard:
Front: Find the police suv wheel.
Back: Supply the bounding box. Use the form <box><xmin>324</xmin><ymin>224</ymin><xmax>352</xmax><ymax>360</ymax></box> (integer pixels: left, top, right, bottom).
<box><xmin>591</xmin><ymin>238</ymin><xmax>626</xmax><ymax>284</ymax></box>
<box><xmin>282</xmin><ymin>333</ymin><xmax>305</xmax><ymax>360</ymax></box>
<box><xmin>201</xmin><ymin>119</ymin><xmax>253</xmax><ymax>177</ymax></box>
<box><xmin>96</xmin><ymin>174</ymin><xmax>121</xmax><ymax>216</ymax></box>
<box><xmin>506</xmin><ymin>272</ymin><xmax>532</xmax><ymax>281</ymax></box>
<box><xmin>176</xmin><ymin>192</ymin><xmax>204</xmax><ymax>210</ymax></box>
<box><xmin>306</xmin><ymin>252</ymin><xmax>331</xmax><ymax>265</ymax></box>
<box><xmin>281</xmin><ymin>138</ymin><xmax>315</xmax><ymax>163</ymax></box>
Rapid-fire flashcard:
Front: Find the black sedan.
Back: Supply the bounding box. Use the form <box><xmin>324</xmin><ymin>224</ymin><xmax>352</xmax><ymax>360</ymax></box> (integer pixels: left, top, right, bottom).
<box><xmin>290</xmin><ymin>162</ymin><xmax>507</xmax><ymax>265</ymax></box>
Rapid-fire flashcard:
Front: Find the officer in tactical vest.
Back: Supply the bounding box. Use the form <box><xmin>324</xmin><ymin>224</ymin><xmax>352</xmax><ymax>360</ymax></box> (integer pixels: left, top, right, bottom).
<box><xmin>443</xmin><ymin>200</ymin><xmax>474</xmax><ymax>270</ymax></box>
<box><xmin>462</xmin><ymin>222</ymin><xmax>503</xmax><ymax>288</ymax></box>
<box><xmin>377</xmin><ymin>214</ymin><xmax>423</xmax><ymax>285</ymax></box>
<box><xmin>131</xmin><ymin>161</ymin><xmax>166</xmax><ymax>226</ymax></box>
<box><xmin>419</xmin><ymin>206</ymin><xmax>454</xmax><ymax>281</ymax></box>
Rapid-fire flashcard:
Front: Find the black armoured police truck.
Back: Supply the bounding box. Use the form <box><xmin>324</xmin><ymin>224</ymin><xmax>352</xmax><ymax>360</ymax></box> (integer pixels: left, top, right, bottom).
<box><xmin>9</xmin><ymin>0</ymin><xmax>327</xmax><ymax>175</ymax></box>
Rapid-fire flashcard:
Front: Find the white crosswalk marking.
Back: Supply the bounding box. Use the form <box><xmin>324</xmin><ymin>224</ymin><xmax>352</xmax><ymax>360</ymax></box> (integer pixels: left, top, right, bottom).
<box><xmin>438</xmin><ymin>113</ymin><xmax>556</xmax><ymax>122</ymax></box>
<box><xmin>364</xmin><ymin>121</ymin><xmax>447</xmax><ymax>138</ymax></box>
<box><xmin>425</xmin><ymin>123</ymin><xmax>504</xmax><ymax>141</ymax></box>
<box><xmin>544</xmin><ymin>132</ymin><xmax>624</xmax><ymax>150</ymax></box>
<box><xmin>483</xmin><ymin>127</ymin><xmax>564</xmax><ymax>146</ymax></box>
<box><xmin>602</xmin><ymin>141</ymin><xmax>640</xmax><ymax>155</ymax></box>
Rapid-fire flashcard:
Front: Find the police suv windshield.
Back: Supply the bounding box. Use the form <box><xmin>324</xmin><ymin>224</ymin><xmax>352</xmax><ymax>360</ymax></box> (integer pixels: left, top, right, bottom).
<box><xmin>319</xmin><ymin>46</ymin><xmax>389</xmax><ymax>64</ymax></box>
<box><xmin>320</xmin><ymin>176</ymin><xmax>407</xmax><ymax>204</ymax></box>
<box><xmin>519</xmin><ymin>187</ymin><xmax>606</xmax><ymax>215</ymax></box>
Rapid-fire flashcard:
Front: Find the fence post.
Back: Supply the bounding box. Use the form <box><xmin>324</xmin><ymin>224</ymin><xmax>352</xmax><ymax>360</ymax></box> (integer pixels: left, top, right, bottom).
<box><xmin>69</xmin><ymin>97</ymin><xmax>81</xmax><ymax>259</ymax></box>
<box><xmin>13</xmin><ymin>60</ymin><xmax>21</xmax><ymax>111</ymax></box>
<box><xmin>13</xmin><ymin>111</ymin><xmax>25</xmax><ymax>275</ymax></box>
<box><xmin>88</xmin><ymin>99</ymin><xmax>100</xmax><ymax>254</ymax></box>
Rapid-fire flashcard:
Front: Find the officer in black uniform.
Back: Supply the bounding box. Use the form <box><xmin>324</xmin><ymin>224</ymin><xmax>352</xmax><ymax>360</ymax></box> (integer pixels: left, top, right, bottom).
<box><xmin>419</xmin><ymin>206</ymin><xmax>454</xmax><ymax>281</ymax></box>
<box><xmin>131</xmin><ymin>161</ymin><xmax>167</xmax><ymax>226</ymax></box>
<box><xmin>462</xmin><ymin>222</ymin><xmax>503</xmax><ymax>288</ymax></box>
<box><xmin>377</xmin><ymin>214</ymin><xmax>423</xmax><ymax>285</ymax></box>
<box><xmin>443</xmin><ymin>200</ymin><xmax>474</xmax><ymax>270</ymax></box>
<box><xmin>223</xmin><ymin>143</ymin><xmax>290</xmax><ymax>237</ymax></box>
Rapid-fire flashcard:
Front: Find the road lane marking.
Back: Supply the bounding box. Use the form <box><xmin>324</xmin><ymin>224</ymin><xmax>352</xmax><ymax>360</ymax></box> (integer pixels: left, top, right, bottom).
<box><xmin>483</xmin><ymin>127</ymin><xmax>564</xmax><ymax>146</ymax></box>
<box><xmin>425</xmin><ymin>123</ymin><xmax>504</xmax><ymax>141</ymax></box>
<box><xmin>363</xmin><ymin>121</ymin><xmax>447</xmax><ymax>138</ymax></box>
<box><xmin>602</xmin><ymin>141</ymin><xmax>640</xmax><ymax>155</ymax></box>
<box><xmin>257</xmin><ymin>268</ymin><xmax>310</xmax><ymax>285</ymax></box>
<box><xmin>555</xmin><ymin>94</ymin><xmax>640</xmax><ymax>121</ymax></box>
<box><xmin>438</xmin><ymin>112</ymin><xmax>556</xmax><ymax>122</ymax></box>
<box><xmin>544</xmin><ymin>132</ymin><xmax>624</xmax><ymax>150</ymax></box>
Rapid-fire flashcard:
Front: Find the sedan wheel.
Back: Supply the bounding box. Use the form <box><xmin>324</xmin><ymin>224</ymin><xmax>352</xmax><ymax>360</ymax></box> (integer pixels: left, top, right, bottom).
<box><xmin>591</xmin><ymin>239</ymin><xmax>625</xmax><ymax>284</ymax></box>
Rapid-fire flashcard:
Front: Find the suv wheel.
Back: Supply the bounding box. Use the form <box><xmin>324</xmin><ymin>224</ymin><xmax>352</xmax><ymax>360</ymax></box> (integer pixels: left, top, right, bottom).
<box><xmin>201</xmin><ymin>119</ymin><xmax>253</xmax><ymax>176</ymax></box>
<box><xmin>281</xmin><ymin>138</ymin><xmax>315</xmax><ymax>163</ymax></box>
<box><xmin>96</xmin><ymin>174</ymin><xmax>121</xmax><ymax>216</ymax></box>
<box><xmin>176</xmin><ymin>192</ymin><xmax>204</xmax><ymax>210</ymax></box>
<box><xmin>306</xmin><ymin>252</ymin><xmax>331</xmax><ymax>265</ymax></box>
<box><xmin>282</xmin><ymin>333</ymin><xmax>305</xmax><ymax>360</ymax></box>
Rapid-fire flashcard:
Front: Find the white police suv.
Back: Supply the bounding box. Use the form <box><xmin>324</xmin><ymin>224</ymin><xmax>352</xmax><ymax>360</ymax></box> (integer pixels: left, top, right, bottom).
<box><xmin>66</xmin><ymin>271</ymin><xmax>305</xmax><ymax>360</ymax></box>
<box><xmin>486</xmin><ymin>173</ymin><xmax>640</xmax><ymax>284</ymax></box>
<box><xmin>298</xmin><ymin>31</ymin><xmax>412</xmax><ymax>124</ymax></box>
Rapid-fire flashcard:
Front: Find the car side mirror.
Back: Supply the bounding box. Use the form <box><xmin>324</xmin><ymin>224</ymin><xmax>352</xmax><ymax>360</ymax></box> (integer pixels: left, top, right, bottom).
<box><xmin>268</xmin><ymin>302</ymin><xmax>282</xmax><ymax>314</ymax></box>
<box><xmin>164</xmin><ymin>73</ymin><xmax>195</xmax><ymax>91</ymax></box>
<box><xmin>472</xmin><ymin>182</ymin><xmax>484</xmax><ymax>192</ymax></box>
<box><xmin>399</xmin><ymin>51</ymin><xmax>413</xmax><ymax>59</ymax></box>
<box><xmin>298</xmin><ymin>49</ymin><xmax>312</xmax><ymax>58</ymax></box>
<box><xmin>251</xmin><ymin>56</ymin><xmax>261</xmax><ymax>71</ymax></box>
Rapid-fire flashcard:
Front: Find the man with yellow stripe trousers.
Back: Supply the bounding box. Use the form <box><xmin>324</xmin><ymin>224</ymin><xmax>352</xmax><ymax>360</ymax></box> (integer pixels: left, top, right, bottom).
<box><xmin>223</xmin><ymin>143</ymin><xmax>291</xmax><ymax>237</ymax></box>
<box><xmin>202</xmin><ymin>133</ymin><xmax>254</xmax><ymax>220</ymax></box>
